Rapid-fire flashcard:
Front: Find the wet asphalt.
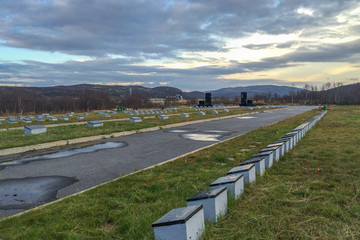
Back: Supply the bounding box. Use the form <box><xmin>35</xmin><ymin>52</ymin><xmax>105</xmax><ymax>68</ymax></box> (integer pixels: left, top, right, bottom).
<box><xmin>0</xmin><ymin>106</ymin><xmax>317</xmax><ymax>218</ymax></box>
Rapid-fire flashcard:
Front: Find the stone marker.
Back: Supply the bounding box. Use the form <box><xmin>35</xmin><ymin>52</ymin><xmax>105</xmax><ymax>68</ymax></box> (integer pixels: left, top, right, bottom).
<box><xmin>0</xmin><ymin>117</ymin><xmax>5</xmax><ymax>121</ymax></box>
<box><xmin>22</xmin><ymin>118</ymin><xmax>32</xmax><ymax>123</ymax></box>
<box><xmin>267</xmin><ymin>142</ymin><xmax>285</xmax><ymax>157</ymax></box>
<box><xmin>76</xmin><ymin>115</ymin><xmax>84</xmax><ymax>120</ymax></box>
<box><xmin>210</xmin><ymin>175</ymin><xmax>244</xmax><ymax>200</ymax></box>
<box><xmin>198</xmin><ymin>111</ymin><xmax>205</xmax><ymax>116</ymax></box>
<box><xmin>130</xmin><ymin>117</ymin><xmax>142</xmax><ymax>123</ymax></box>
<box><xmin>8</xmin><ymin>117</ymin><xmax>17</xmax><ymax>124</ymax></box>
<box><xmin>223</xmin><ymin>109</ymin><xmax>229</xmax><ymax>113</ymax></box>
<box><xmin>260</xmin><ymin>146</ymin><xmax>280</xmax><ymax>162</ymax></box>
<box><xmin>181</xmin><ymin>113</ymin><xmax>190</xmax><ymax>118</ymax></box>
<box><xmin>187</xmin><ymin>187</ymin><xmax>227</xmax><ymax>222</ymax></box>
<box><xmin>83</xmin><ymin>112</ymin><xmax>89</xmax><ymax>116</ymax></box>
<box><xmin>24</xmin><ymin>125</ymin><xmax>47</xmax><ymax>135</ymax></box>
<box><xmin>240</xmin><ymin>156</ymin><xmax>266</xmax><ymax>176</ymax></box>
<box><xmin>252</xmin><ymin>151</ymin><xmax>274</xmax><ymax>169</ymax></box>
<box><xmin>227</xmin><ymin>164</ymin><xmax>256</xmax><ymax>184</ymax></box>
<box><xmin>158</xmin><ymin>115</ymin><xmax>169</xmax><ymax>120</ymax></box>
<box><xmin>212</xmin><ymin>110</ymin><xmax>218</xmax><ymax>114</ymax></box>
<box><xmin>87</xmin><ymin>120</ymin><xmax>103</xmax><ymax>127</ymax></box>
<box><xmin>36</xmin><ymin>117</ymin><xmax>45</xmax><ymax>122</ymax></box>
<box><xmin>101</xmin><ymin>113</ymin><xmax>111</xmax><ymax>117</ymax></box>
<box><xmin>152</xmin><ymin>205</ymin><xmax>205</xmax><ymax>240</ymax></box>
<box><xmin>49</xmin><ymin>116</ymin><xmax>58</xmax><ymax>121</ymax></box>
<box><xmin>60</xmin><ymin>116</ymin><xmax>69</xmax><ymax>121</ymax></box>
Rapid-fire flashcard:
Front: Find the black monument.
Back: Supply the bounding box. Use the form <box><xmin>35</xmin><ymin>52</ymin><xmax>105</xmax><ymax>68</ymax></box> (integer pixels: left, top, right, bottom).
<box><xmin>239</xmin><ymin>92</ymin><xmax>255</xmax><ymax>106</ymax></box>
<box><xmin>198</xmin><ymin>92</ymin><xmax>213</xmax><ymax>107</ymax></box>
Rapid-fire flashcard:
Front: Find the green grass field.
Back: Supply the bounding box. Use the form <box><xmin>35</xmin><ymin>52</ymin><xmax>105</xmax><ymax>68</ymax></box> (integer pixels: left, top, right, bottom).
<box><xmin>0</xmin><ymin>107</ymin><xmax>261</xmax><ymax>150</ymax></box>
<box><xmin>0</xmin><ymin>106</ymin><xmax>359</xmax><ymax>239</ymax></box>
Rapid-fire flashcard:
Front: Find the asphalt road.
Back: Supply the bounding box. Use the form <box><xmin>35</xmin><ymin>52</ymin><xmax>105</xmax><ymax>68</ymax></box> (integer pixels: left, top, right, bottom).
<box><xmin>0</xmin><ymin>106</ymin><xmax>317</xmax><ymax>218</ymax></box>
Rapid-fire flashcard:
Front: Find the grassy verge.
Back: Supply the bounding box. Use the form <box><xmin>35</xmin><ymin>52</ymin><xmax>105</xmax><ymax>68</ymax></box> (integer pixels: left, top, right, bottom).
<box><xmin>0</xmin><ymin>108</ymin><xmax>263</xmax><ymax>150</ymax></box>
<box><xmin>0</xmin><ymin>107</ymin><xmax>334</xmax><ymax>240</ymax></box>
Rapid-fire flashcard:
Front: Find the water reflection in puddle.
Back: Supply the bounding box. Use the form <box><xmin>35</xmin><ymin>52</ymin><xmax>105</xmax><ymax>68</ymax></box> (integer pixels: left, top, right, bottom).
<box><xmin>0</xmin><ymin>142</ymin><xmax>127</xmax><ymax>169</ymax></box>
<box><xmin>238</xmin><ymin>116</ymin><xmax>257</xmax><ymax>119</ymax></box>
<box><xmin>180</xmin><ymin>133</ymin><xmax>222</xmax><ymax>142</ymax></box>
<box><xmin>0</xmin><ymin>176</ymin><xmax>78</xmax><ymax>210</ymax></box>
<box><xmin>165</xmin><ymin>129</ymin><xmax>193</xmax><ymax>133</ymax></box>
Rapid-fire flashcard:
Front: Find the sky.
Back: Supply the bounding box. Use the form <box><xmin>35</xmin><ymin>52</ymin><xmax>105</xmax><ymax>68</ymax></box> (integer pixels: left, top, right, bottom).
<box><xmin>0</xmin><ymin>0</ymin><xmax>359</xmax><ymax>91</ymax></box>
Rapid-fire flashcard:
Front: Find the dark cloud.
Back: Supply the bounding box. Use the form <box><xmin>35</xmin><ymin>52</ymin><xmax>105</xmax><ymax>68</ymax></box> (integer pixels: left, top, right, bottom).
<box><xmin>0</xmin><ymin>0</ymin><xmax>357</xmax><ymax>58</ymax></box>
<box><xmin>263</xmin><ymin>38</ymin><xmax>360</xmax><ymax>63</ymax></box>
<box><xmin>0</xmin><ymin>0</ymin><xmax>359</xmax><ymax>89</ymax></box>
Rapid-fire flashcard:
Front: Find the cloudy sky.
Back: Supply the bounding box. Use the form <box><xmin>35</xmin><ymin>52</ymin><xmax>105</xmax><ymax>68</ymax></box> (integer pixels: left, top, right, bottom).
<box><xmin>0</xmin><ymin>0</ymin><xmax>359</xmax><ymax>91</ymax></box>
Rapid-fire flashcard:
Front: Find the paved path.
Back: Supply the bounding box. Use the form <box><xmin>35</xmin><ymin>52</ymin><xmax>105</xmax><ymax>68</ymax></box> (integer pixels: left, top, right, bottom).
<box><xmin>0</xmin><ymin>106</ymin><xmax>316</xmax><ymax>218</ymax></box>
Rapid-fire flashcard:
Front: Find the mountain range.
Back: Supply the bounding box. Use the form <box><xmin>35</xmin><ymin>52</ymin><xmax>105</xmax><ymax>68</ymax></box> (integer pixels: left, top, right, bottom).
<box><xmin>0</xmin><ymin>84</ymin><xmax>304</xmax><ymax>100</ymax></box>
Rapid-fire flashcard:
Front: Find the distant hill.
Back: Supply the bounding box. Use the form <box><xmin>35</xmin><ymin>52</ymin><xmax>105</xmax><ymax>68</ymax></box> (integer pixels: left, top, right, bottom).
<box><xmin>0</xmin><ymin>84</ymin><xmax>304</xmax><ymax>100</ymax></box>
<box><xmin>209</xmin><ymin>85</ymin><xmax>303</xmax><ymax>98</ymax></box>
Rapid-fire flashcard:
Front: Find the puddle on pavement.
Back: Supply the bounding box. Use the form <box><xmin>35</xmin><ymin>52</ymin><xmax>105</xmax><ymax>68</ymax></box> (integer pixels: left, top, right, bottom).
<box><xmin>201</xmin><ymin>130</ymin><xmax>231</xmax><ymax>133</ymax></box>
<box><xmin>0</xmin><ymin>142</ymin><xmax>127</xmax><ymax>170</ymax></box>
<box><xmin>180</xmin><ymin>133</ymin><xmax>222</xmax><ymax>142</ymax></box>
<box><xmin>165</xmin><ymin>129</ymin><xmax>193</xmax><ymax>133</ymax></box>
<box><xmin>238</xmin><ymin>116</ymin><xmax>257</xmax><ymax>119</ymax></box>
<box><xmin>0</xmin><ymin>176</ymin><xmax>78</xmax><ymax>210</ymax></box>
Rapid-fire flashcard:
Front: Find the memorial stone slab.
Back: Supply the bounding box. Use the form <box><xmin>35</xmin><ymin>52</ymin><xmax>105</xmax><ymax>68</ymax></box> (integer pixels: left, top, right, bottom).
<box><xmin>22</xmin><ymin>118</ymin><xmax>32</xmax><ymax>123</ymax></box>
<box><xmin>210</xmin><ymin>175</ymin><xmax>244</xmax><ymax>199</ymax></box>
<box><xmin>49</xmin><ymin>116</ymin><xmax>58</xmax><ymax>121</ymax></box>
<box><xmin>8</xmin><ymin>118</ymin><xmax>17</xmax><ymax>124</ymax></box>
<box><xmin>227</xmin><ymin>164</ymin><xmax>256</xmax><ymax>184</ymax></box>
<box><xmin>158</xmin><ymin>115</ymin><xmax>169</xmax><ymax>120</ymax></box>
<box><xmin>240</xmin><ymin>156</ymin><xmax>266</xmax><ymax>176</ymax></box>
<box><xmin>0</xmin><ymin>117</ymin><xmax>5</xmax><ymax>121</ymax></box>
<box><xmin>212</xmin><ymin>110</ymin><xmax>218</xmax><ymax>114</ymax></box>
<box><xmin>181</xmin><ymin>113</ymin><xmax>190</xmax><ymax>118</ymax></box>
<box><xmin>60</xmin><ymin>116</ymin><xmax>69</xmax><ymax>121</ymax></box>
<box><xmin>24</xmin><ymin>125</ymin><xmax>47</xmax><ymax>135</ymax></box>
<box><xmin>87</xmin><ymin>120</ymin><xmax>103</xmax><ymax>127</ymax></box>
<box><xmin>223</xmin><ymin>109</ymin><xmax>229</xmax><ymax>113</ymax></box>
<box><xmin>152</xmin><ymin>205</ymin><xmax>205</xmax><ymax>240</ymax></box>
<box><xmin>130</xmin><ymin>117</ymin><xmax>142</xmax><ymax>123</ymax></box>
<box><xmin>198</xmin><ymin>111</ymin><xmax>205</xmax><ymax>116</ymax></box>
<box><xmin>77</xmin><ymin>115</ymin><xmax>84</xmax><ymax>120</ymax></box>
<box><xmin>83</xmin><ymin>112</ymin><xmax>89</xmax><ymax>116</ymax></box>
<box><xmin>187</xmin><ymin>187</ymin><xmax>227</xmax><ymax>222</ymax></box>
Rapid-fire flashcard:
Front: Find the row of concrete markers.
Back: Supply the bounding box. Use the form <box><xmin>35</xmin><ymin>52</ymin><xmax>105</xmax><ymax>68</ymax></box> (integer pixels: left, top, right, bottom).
<box><xmin>151</xmin><ymin>110</ymin><xmax>327</xmax><ymax>240</ymax></box>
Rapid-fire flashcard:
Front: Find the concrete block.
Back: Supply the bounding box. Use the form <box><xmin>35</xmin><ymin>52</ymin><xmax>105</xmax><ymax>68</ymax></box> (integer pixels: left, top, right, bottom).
<box><xmin>24</xmin><ymin>125</ymin><xmax>47</xmax><ymax>135</ymax></box>
<box><xmin>158</xmin><ymin>115</ymin><xmax>169</xmax><ymax>120</ymax></box>
<box><xmin>187</xmin><ymin>187</ymin><xmax>227</xmax><ymax>222</ymax></box>
<box><xmin>210</xmin><ymin>175</ymin><xmax>244</xmax><ymax>199</ymax></box>
<box><xmin>260</xmin><ymin>146</ymin><xmax>280</xmax><ymax>162</ymax></box>
<box><xmin>241</xmin><ymin>156</ymin><xmax>265</xmax><ymax>176</ymax></box>
<box><xmin>252</xmin><ymin>151</ymin><xmax>273</xmax><ymax>168</ymax></box>
<box><xmin>152</xmin><ymin>205</ymin><xmax>205</xmax><ymax>240</ymax></box>
<box><xmin>87</xmin><ymin>120</ymin><xmax>103</xmax><ymax>127</ymax></box>
<box><xmin>130</xmin><ymin>117</ymin><xmax>142</xmax><ymax>123</ymax></box>
<box><xmin>267</xmin><ymin>142</ymin><xmax>285</xmax><ymax>157</ymax></box>
<box><xmin>227</xmin><ymin>164</ymin><xmax>256</xmax><ymax>184</ymax></box>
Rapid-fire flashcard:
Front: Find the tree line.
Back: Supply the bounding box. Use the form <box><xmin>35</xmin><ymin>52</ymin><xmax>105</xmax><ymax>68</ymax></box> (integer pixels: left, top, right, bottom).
<box><xmin>252</xmin><ymin>82</ymin><xmax>360</xmax><ymax>105</ymax></box>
